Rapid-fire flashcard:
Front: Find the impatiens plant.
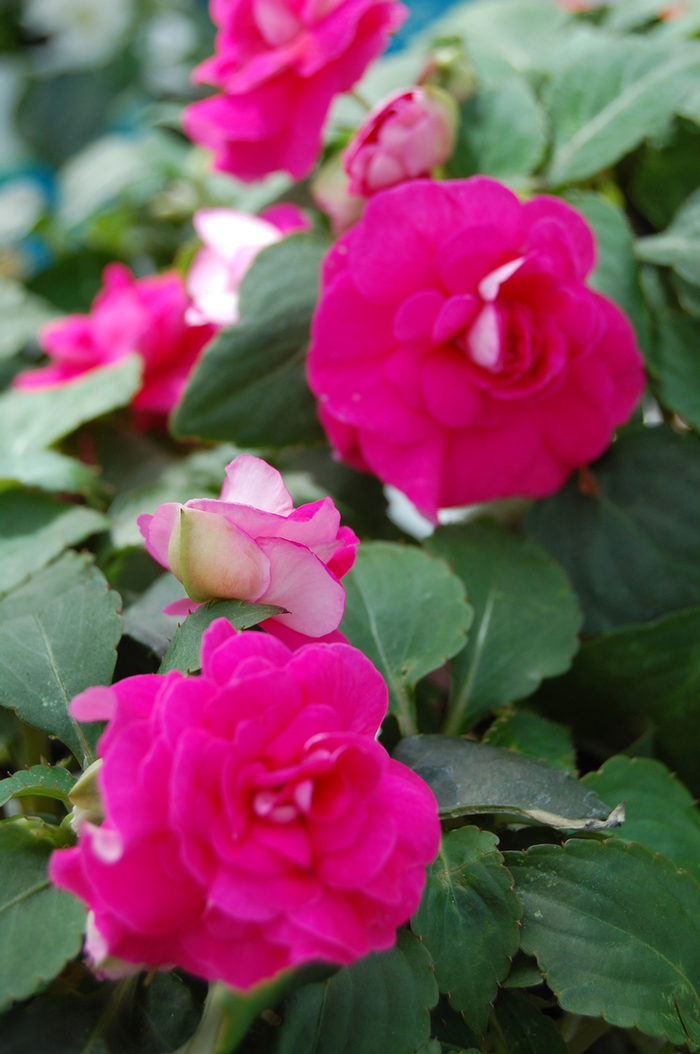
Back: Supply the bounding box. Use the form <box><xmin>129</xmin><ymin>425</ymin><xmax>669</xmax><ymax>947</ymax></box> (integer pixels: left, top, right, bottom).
<box><xmin>6</xmin><ymin>0</ymin><xmax>700</xmax><ymax>1052</ymax></box>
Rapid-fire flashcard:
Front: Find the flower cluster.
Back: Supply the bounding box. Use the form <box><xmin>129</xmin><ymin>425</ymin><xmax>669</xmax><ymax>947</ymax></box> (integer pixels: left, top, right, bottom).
<box><xmin>50</xmin><ymin>620</ymin><xmax>440</xmax><ymax>987</ymax></box>
<box><xmin>307</xmin><ymin>177</ymin><xmax>645</xmax><ymax>520</ymax></box>
<box><xmin>182</xmin><ymin>0</ymin><xmax>407</xmax><ymax>181</ymax></box>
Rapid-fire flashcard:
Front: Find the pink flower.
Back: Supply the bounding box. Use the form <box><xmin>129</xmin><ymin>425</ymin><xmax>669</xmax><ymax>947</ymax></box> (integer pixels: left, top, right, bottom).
<box><xmin>138</xmin><ymin>454</ymin><xmax>359</xmax><ymax>641</ymax></box>
<box><xmin>182</xmin><ymin>0</ymin><xmax>407</xmax><ymax>183</ymax></box>
<box><xmin>49</xmin><ymin>622</ymin><xmax>440</xmax><ymax>988</ymax></box>
<box><xmin>186</xmin><ymin>205</ymin><xmax>311</xmax><ymax>327</ymax></box>
<box><xmin>14</xmin><ymin>264</ymin><xmax>216</xmax><ymax>416</ymax></box>
<box><xmin>307</xmin><ymin>178</ymin><xmax>645</xmax><ymax>521</ymax></box>
<box><xmin>343</xmin><ymin>86</ymin><xmax>458</xmax><ymax>197</ymax></box>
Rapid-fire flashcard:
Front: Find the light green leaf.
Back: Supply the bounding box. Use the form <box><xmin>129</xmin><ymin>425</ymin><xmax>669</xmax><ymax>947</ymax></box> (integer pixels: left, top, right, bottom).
<box><xmin>650</xmin><ymin>314</ymin><xmax>700</xmax><ymax>431</ymax></box>
<box><xmin>412</xmin><ymin>827</ymin><xmax>521</xmax><ymax>1033</ymax></box>
<box><xmin>450</xmin><ymin>76</ymin><xmax>547</xmax><ymax>180</ymax></box>
<box><xmin>0</xmin><ymin>552</ymin><xmax>122</xmax><ymax>765</ymax></box>
<box><xmin>564</xmin><ymin>191</ymin><xmax>652</xmax><ymax>355</ymax></box>
<box><xmin>274</xmin><ymin>930</ymin><xmax>438</xmax><ymax>1054</ymax></box>
<box><xmin>172</xmin><ymin>235</ymin><xmax>328</xmax><ymax>449</ymax></box>
<box><xmin>0</xmin><ymin>822</ymin><xmax>86</xmax><ymax>1012</ymax></box>
<box><xmin>0</xmin><ymin>356</ymin><xmax>141</xmax><ymax>494</ymax></box>
<box><xmin>426</xmin><ymin>522</ymin><xmax>580</xmax><ymax>734</ymax></box>
<box><xmin>0</xmin><ymin>278</ymin><xmax>60</xmax><ymax>360</ymax></box>
<box><xmin>507</xmin><ymin>839</ymin><xmax>700</xmax><ymax>1048</ymax></box>
<box><xmin>0</xmin><ymin>489</ymin><xmax>110</xmax><ymax>597</ymax></box>
<box><xmin>525</xmin><ymin>425</ymin><xmax>700</xmax><ymax>634</ymax></box>
<box><xmin>483</xmin><ymin>711</ymin><xmax>576</xmax><ymax>774</ymax></box>
<box><xmin>636</xmin><ymin>187</ymin><xmax>700</xmax><ymax>285</ymax></box>
<box><xmin>122</xmin><ymin>572</ymin><xmax>187</xmax><ymax>657</ymax></box>
<box><xmin>545</xmin><ymin>38</ymin><xmax>700</xmax><ymax>186</ymax></box>
<box><xmin>393</xmin><ymin>735</ymin><xmax>617</xmax><ymax>829</ymax></box>
<box><xmin>340</xmin><ymin>543</ymin><xmax>472</xmax><ymax>736</ymax></box>
<box><xmin>0</xmin><ymin>765</ymin><xmax>75</xmax><ymax>808</ymax></box>
<box><xmin>159</xmin><ymin>599</ymin><xmax>286</xmax><ymax>674</ymax></box>
<box><xmin>582</xmin><ymin>755</ymin><xmax>700</xmax><ymax>880</ymax></box>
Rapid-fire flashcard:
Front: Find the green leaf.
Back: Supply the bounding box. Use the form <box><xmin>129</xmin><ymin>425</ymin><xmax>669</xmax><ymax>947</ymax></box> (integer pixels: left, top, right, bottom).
<box><xmin>0</xmin><ymin>490</ymin><xmax>110</xmax><ymax>597</ymax></box>
<box><xmin>274</xmin><ymin>930</ymin><xmax>438</xmax><ymax>1054</ymax></box>
<box><xmin>503</xmin><ymin>953</ymin><xmax>543</xmax><ymax>990</ymax></box>
<box><xmin>563</xmin><ymin>191</ymin><xmax>652</xmax><ymax>356</ymax></box>
<box><xmin>0</xmin><ymin>822</ymin><xmax>86</xmax><ymax>1012</ymax></box>
<box><xmin>158</xmin><ymin>599</ymin><xmax>286</xmax><ymax>675</ymax></box>
<box><xmin>525</xmin><ymin>425</ymin><xmax>700</xmax><ymax>634</ymax></box>
<box><xmin>651</xmin><ymin>314</ymin><xmax>700</xmax><ymax>430</ymax></box>
<box><xmin>412</xmin><ymin>827</ymin><xmax>521</xmax><ymax>1033</ymax></box>
<box><xmin>628</xmin><ymin>118</ymin><xmax>700</xmax><ymax>230</ymax></box>
<box><xmin>172</xmin><ymin>234</ymin><xmax>329</xmax><ymax>448</ymax></box>
<box><xmin>126</xmin><ymin>972</ymin><xmax>205</xmax><ymax>1054</ymax></box>
<box><xmin>0</xmin><ymin>356</ymin><xmax>141</xmax><ymax>494</ymax></box>
<box><xmin>507</xmin><ymin>838</ymin><xmax>700</xmax><ymax>1047</ymax></box>
<box><xmin>339</xmin><ymin>543</ymin><xmax>472</xmax><ymax>736</ymax></box>
<box><xmin>544</xmin><ymin>38</ymin><xmax>700</xmax><ymax>186</ymax></box>
<box><xmin>393</xmin><ymin>736</ymin><xmax>617</xmax><ymax>829</ymax></box>
<box><xmin>0</xmin><ymin>987</ymin><xmax>111</xmax><ymax>1054</ymax></box>
<box><xmin>494</xmin><ymin>990</ymin><xmax>566</xmax><ymax>1054</ymax></box>
<box><xmin>482</xmin><ymin>711</ymin><xmax>576</xmax><ymax>774</ymax></box>
<box><xmin>582</xmin><ymin>755</ymin><xmax>700</xmax><ymax>879</ymax></box>
<box><xmin>0</xmin><ymin>278</ymin><xmax>60</xmax><ymax>360</ymax></box>
<box><xmin>176</xmin><ymin>973</ymin><xmax>294</xmax><ymax>1054</ymax></box>
<box><xmin>122</xmin><ymin>573</ymin><xmax>187</xmax><ymax>657</ymax></box>
<box><xmin>636</xmin><ymin>188</ymin><xmax>700</xmax><ymax>285</ymax></box>
<box><xmin>426</xmin><ymin>522</ymin><xmax>580</xmax><ymax>734</ymax></box>
<box><xmin>430</xmin><ymin>996</ymin><xmax>480</xmax><ymax>1052</ymax></box>
<box><xmin>0</xmin><ymin>552</ymin><xmax>122</xmax><ymax>765</ymax></box>
<box><xmin>537</xmin><ymin>603</ymin><xmax>700</xmax><ymax>725</ymax></box>
<box><xmin>0</xmin><ymin>765</ymin><xmax>75</xmax><ymax>808</ymax></box>
<box><xmin>449</xmin><ymin>77</ymin><xmax>547</xmax><ymax>180</ymax></box>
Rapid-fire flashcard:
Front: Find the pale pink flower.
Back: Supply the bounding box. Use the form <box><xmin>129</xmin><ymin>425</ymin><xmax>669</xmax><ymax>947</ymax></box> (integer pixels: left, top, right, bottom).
<box><xmin>186</xmin><ymin>205</ymin><xmax>310</xmax><ymax>327</ymax></box>
<box><xmin>138</xmin><ymin>454</ymin><xmax>358</xmax><ymax>641</ymax></box>
<box><xmin>343</xmin><ymin>86</ymin><xmax>458</xmax><ymax>197</ymax></box>
<box><xmin>50</xmin><ymin>621</ymin><xmax>440</xmax><ymax>988</ymax></box>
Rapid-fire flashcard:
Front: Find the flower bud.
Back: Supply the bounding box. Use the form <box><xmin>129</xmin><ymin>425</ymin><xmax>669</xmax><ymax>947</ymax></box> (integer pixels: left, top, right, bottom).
<box><xmin>342</xmin><ymin>86</ymin><xmax>458</xmax><ymax>198</ymax></box>
<box><xmin>69</xmin><ymin>758</ymin><xmax>104</xmax><ymax>833</ymax></box>
<box><xmin>168</xmin><ymin>507</ymin><xmax>271</xmax><ymax>604</ymax></box>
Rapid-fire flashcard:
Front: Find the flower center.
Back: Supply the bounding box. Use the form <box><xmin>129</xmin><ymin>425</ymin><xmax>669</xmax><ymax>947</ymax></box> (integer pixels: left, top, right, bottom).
<box><xmin>252</xmin><ymin>777</ymin><xmax>314</xmax><ymax>824</ymax></box>
<box><xmin>463</xmin><ymin>257</ymin><xmax>526</xmax><ymax>373</ymax></box>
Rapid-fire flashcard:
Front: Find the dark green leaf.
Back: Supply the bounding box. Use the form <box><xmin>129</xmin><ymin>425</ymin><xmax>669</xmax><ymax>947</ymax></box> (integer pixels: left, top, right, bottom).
<box><xmin>0</xmin><ymin>552</ymin><xmax>122</xmax><ymax>765</ymax></box>
<box><xmin>494</xmin><ymin>990</ymin><xmax>566</xmax><ymax>1054</ymax></box>
<box><xmin>507</xmin><ymin>838</ymin><xmax>700</xmax><ymax>1047</ymax></box>
<box><xmin>172</xmin><ymin>234</ymin><xmax>329</xmax><ymax>448</ymax></box>
<box><xmin>430</xmin><ymin>996</ymin><xmax>480</xmax><ymax>1052</ymax></box>
<box><xmin>0</xmin><ymin>490</ymin><xmax>110</xmax><ymax>597</ymax></box>
<box><xmin>652</xmin><ymin>314</ymin><xmax>700</xmax><ymax>430</ymax></box>
<box><xmin>426</xmin><ymin>522</ymin><xmax>580</xmax><ymax>734</ymax></box>
<box><xmin>158</xmin><ymin>599</ymin><xmax>286</xmax><ymax>674</ymax></box>
<box><xmin>503</xmin><ymin>953</ymin><xmax>543</xmax><ymax>990</ymax></box>
<box><xmin>482</xmin><ymin>711</ymin><xmax>576</xmax><ymax>774</ymax></box>
<box><xmin>340</xmin><ymin>543</ymin><xmax>472</xmax><ymax>736</ymax></box>
<box><xmin>412</xmin><ymin>827</ymin><xmax>521</xmax><ymax>1032</ymax></box>
<box><xmin>125</xmin><ymin>972</ymin><xmax>205</xmax><ymax>1054</ymax></box>
<box><xmin>0</xmin><ymin>765</ymin><xmax>75</xmax><ymax>808</ymax></box>
<box><xmin>0</xmin><ymin>822</ymin><xmax>86</xmax><ymax>1012</ymax></box>
<box><xmin>0</xmin><ymin>988</ymin><xmax>110</xmax><ymax>1054</ymax></box>
<box><xmin>393</xmin><ymin>736</ymin><xmax>616</xmax><ymax>829</ymax></box>
<box><xmin>582</xmin><ymin>755</ymin><xmax>700</xmax><ymax>879</ymax></box>
<box><xmin>449</xmin><ymin>77</ymin><xmax>546</xmax><ymax>179</ymax></box>
<box><xmin>628</xmin><ymin>118</ymin><xmax>700</xmax><ymax>230</ymax></box>
<box><xmin>544</xmin><ymin>38</ymin><xmax>700</xmax><ymax>185</ymax></box>
<box><xmin>563</xmin><ymin>191</ymin><xmax>651</xmax><ymax>356</ymax></box>
<box><xmin>525</xmin><ymin>425</ymin><xmax>700</xmax><ymax>633</ymax></box>
<box><xmin>636</xmin><ymin>187</ymin><xmax>700</xmax><ymax>285</ymax></box>
<box><xmin>274</xmin><ymin>930</ymin><xmax>438</xmax><ymax>1054</ymax></box>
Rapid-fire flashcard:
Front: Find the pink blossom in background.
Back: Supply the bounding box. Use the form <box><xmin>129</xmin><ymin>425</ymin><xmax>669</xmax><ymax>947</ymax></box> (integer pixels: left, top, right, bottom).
<box><xmin>343</xmin><ymin>86</ymin><xmax>457</xmax><ymax>197</ymax></box>
<box><xmin>14</xmin><ymin>264</ymin><xmax>216</xmax><ymax>416</ymax></box>
<box><xmin>307</xmin><ymin>177</ymin><xmax>645</xmax><ymax>521</ymax></box>
<box><xmin>186</xmin><ymin>204</ymin><xmax>310</xmax><ymax>327</ymax></box>
<box><xmin>50</xmin><ymin>622</ymin><xmax>440</xmax><ymax>988</ymax></box>
<box><xmin>182</xmin><ymin>0</ymin><xmax>407</xmax><ymax>183</ymax></box>
<box><xmin>138</xmin><ymin>453</ymin><xmax>359</xmax><ymax>642</ymax></box>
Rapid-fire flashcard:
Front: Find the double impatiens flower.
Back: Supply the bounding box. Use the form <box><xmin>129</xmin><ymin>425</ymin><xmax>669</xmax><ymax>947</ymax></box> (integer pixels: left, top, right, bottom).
<box><xmin>50</xmin><ymin>620</ymin><xmax>440</xmax><ymax>987</ymax></box>
<box><xmin>138</xmin><ymin>454</ymin><xmax>359</xmax><ymax>646</ymax></box>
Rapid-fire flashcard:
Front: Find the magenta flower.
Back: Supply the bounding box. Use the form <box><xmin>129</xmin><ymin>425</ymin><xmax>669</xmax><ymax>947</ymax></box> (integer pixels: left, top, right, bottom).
<box><xmin>138</xmin><ymin>454</ymin><xmax>359</xmax><ymax>642</ymax></box>
<box><xmin>49</xmin><ymin>621</ymin><xmax>440</xmax><ymax>987</ymax></box>
<box><xmin>14</xmin><ymin>264</ymin><xmax>216</xmax><ymax>416</ymax></box>
<box><xmin>343</xmin><ymin>87</ymin><xmax>457</xmax><ymax>197</ymax></box>
<box><xmin>182</xmin><ymin>0</ymin><xmax>407</xmax><ymax>183</ymax></box>
<box><xmin>307</xmin><ymin>177</ymin><xmax>645</xmax><ymax>520</ymax></box>
<box><xmin>186</xmin><ymin>204</ymin><xmax>311</xmax><ymax>327</ymax></box>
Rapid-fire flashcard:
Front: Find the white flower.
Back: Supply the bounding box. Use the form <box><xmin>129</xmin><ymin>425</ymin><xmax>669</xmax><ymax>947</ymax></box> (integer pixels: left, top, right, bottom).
<box><xmin>23</xmin><ymin>0</ymin><xmax>134</xmax><ymax>72</ymax></box>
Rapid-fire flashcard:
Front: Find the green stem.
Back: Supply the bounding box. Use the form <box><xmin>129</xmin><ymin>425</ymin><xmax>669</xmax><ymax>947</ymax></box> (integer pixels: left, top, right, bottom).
<box><xmin>174</xmin><ymin>976</ymin><xmax>292</xmax><ymax>1054</ymax></box>
<box><xmin>394</xmin><ymin>683</ymin><xmax>418</xmax><ymax>739</ymax></box>
<box><xmin>349</xmin><ymin>89</ymin><xmax>372</xmax><ymax>111</ymax></box>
